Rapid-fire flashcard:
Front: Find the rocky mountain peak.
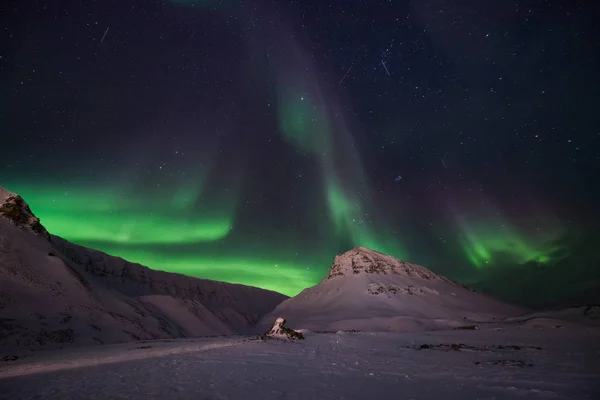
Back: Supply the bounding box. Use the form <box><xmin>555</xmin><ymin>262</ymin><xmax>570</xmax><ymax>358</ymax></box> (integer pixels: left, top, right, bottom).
<box><xmin>326</xmin><ymin>246</ymin><xmax>440</xmax><ymax>280</ymax></box>
<box><xmin>0</xmin><ymin>186</ymin><xmax>50</xmax><ymax>240</ymax></box>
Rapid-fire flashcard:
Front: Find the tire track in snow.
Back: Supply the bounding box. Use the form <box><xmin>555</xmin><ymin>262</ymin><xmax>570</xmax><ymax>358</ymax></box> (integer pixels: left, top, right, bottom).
<box><xmin>0</xmin><ymin>340</ymin><xmax>247</xmax><ymax>379</ymax></box>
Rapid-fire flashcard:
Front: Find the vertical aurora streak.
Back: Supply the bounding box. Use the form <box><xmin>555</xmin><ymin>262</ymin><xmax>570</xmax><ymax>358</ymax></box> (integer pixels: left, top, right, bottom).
<box><xmin>272</xmin><ymin>31</ymin><xmax>407</xmax><ymax>259</ymax></box>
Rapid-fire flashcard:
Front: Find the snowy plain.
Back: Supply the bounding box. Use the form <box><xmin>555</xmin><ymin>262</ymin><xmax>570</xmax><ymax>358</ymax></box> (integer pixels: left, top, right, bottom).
<box><xmin>1</xmin><ymin>322</ymin><xmax>599</xmax><ymax>399</ymax></box>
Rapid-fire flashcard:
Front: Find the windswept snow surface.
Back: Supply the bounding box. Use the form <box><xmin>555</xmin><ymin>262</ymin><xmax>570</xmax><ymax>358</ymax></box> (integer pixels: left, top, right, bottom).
<box><xmin>0</xmin><ymin>324</ymin><xmax>598</xmax><ymax>399</ymax></box>
<box><xmin>258</xmin><ymin>247</ymin><xmax>526</xmax><ymax>332</ymax></box>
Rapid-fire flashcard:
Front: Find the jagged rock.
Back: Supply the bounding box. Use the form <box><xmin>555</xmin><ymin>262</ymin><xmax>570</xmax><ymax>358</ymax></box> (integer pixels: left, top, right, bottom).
<box><xmin>0</xmin><ymin>187</ymin><xmax>50</xmax><ymax>240</ymax></box>
<box><xmin>263</xmin><ymin>317</ymin><xmax>304</xmax><ymax>340</ymax></box>
<box><xmin>326</xmin><ymin>247</ymin><xmax>440</xmax><ymax>280</ymax></box>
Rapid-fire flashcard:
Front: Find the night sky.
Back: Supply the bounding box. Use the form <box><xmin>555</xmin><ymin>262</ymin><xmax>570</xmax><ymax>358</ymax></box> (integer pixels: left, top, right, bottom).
<box><xmin>2</xmin><ymin>0</ymin><xmax>599</xmax><ymax>305</ymax></box>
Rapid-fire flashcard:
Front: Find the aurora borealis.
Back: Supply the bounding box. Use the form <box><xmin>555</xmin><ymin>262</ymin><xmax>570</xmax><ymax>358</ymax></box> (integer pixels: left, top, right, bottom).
<box><xmin>2</xmin><ymin>0</ymin><xmax>599</xmax><ymax>304</ymax></box>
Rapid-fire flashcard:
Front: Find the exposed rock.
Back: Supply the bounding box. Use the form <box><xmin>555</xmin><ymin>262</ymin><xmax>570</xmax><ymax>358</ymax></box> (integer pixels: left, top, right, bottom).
<box><xmin>0</xmin><ymin>187</ymin><xmax>49</xmax><ymax>240</ymax></box>
<box><xmin>326</xmin><ymin>247</ymin><xmax>441</xmax><ymax>280</ymax></box>
<box><xmin>263</xmin><ymin>317</ymin><xmax>304</xmax><ymax>340</ymax></box>
<box><xmin>367</xmin><ymin>282</ymin><xmax>440</xmax><ymax>296</ymax></box>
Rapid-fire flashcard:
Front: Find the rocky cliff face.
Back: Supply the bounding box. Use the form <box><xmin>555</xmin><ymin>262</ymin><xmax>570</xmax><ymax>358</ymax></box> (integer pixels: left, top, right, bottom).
<box><xmin>326</xmin><ymin>246</ymin><xmax>440</xmax><ymax>281</ymax></box>
<box><xmin>0</xmin><ymin>187</ymin><xmax>49</xmax><ymax>240</ymax></box>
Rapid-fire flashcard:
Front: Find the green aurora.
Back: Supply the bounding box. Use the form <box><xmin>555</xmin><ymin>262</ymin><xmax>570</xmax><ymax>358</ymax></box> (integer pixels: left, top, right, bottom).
<box><xmin>2</xmin><ymin>179</ymin><xmax>566</xmax><ymax>297</ymax></box>
<box><xmin>457</xmin><ymin>221</ymin><xmax>567</xmax><ymax>269</ymax></box>
<box><xmin>447</xmin><ymin>200</ymin><xmax>568</xmax><ymax>271</ymax></box>
<box><xmin>10</xmin><ymin>186</ymin><xmax>233</xmax><ymax>245</ymax></box>
<box><xmin>275</xmin><ymin>51</ymin><xmax>406</xmax><ymax>260</ymax></box>
<box><xmin>2</xmin><ymin>182</ymin><xmax>325</xmax><ymax>296</ymax></box>
<box><xmin>1</xmin><ymin>112</ymin><xmax>567</xmax><ymax>298</ymax></box>
<box><xmin>0</xmin><ymin>1</ymin><xmax>574</xmax><ymax>298</ymax></box>
<box><xmin>1</xmin><ymin>76</ymin><xmax>567</xmax><ymax>296</ymax></box>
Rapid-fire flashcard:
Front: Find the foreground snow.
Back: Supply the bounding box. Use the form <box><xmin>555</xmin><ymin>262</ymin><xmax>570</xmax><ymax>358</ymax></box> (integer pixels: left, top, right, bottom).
<box><xmin>1</xmin><ymin>325</ymin><xmax>598</xmax><ymax>399</ymax></box>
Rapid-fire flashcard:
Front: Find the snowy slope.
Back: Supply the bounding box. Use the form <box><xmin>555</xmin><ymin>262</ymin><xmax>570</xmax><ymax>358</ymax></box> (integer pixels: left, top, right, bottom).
<box><xmin>138</xmin><ymin>295</ymin><xmax>233</xmax><ymax>336</ymax></box>
<box><xmin>258</xmin><ymin>247</ymin><xmax>526</xmax><ymax>332</ymax></box>
<box><xmin>0</xmin><ymin>186</ymin><xmax>287</xmax><ymax>350</ymax></box>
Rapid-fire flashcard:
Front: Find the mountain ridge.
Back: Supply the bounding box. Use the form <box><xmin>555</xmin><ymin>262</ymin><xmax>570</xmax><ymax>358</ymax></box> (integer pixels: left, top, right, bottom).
<box><xmin>0</xmin><ymin>185</ymin><xmax>287</xmax><ymax>350</ymax></box>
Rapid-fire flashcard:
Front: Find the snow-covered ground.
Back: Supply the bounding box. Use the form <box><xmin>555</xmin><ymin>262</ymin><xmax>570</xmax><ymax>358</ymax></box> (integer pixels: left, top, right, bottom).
<box><xmin>1</xmin><ymin>324</ymin><xmax>598</xmax><ymax>399</ymax></box>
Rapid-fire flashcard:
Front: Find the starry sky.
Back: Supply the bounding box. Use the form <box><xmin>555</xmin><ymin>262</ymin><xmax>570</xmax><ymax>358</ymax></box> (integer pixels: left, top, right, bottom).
<box><xmin>2</xmin><ymin>0</ymin><xmax>599</xmax><ymax>306</ymax></box>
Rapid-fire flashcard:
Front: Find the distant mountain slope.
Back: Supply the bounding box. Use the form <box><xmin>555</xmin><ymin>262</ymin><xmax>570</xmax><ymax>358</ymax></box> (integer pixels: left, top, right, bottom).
<box><xmin>258</xmin><ymin>247</ymin><xmax>526</xmax><ymax>332</ymax></box>
<box><xmin>0</xmin><ymin>186</ymin><xmax>287</xmax><ymax>350</ymax></box>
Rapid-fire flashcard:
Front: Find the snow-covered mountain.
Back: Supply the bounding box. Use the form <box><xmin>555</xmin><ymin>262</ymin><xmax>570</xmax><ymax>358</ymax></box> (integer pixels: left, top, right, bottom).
<box><xmin>257</xmin><ymin>247</ymin><xmax>527</xmax><ymax>332</ymax></box>
<box><xmin>0</xmin><ymin>186</ymin><xmax>287</xmax><ymax>350</ymax></box>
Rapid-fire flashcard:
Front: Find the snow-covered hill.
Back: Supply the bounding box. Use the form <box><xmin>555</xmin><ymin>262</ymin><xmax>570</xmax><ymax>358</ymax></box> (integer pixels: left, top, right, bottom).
<box><xmin>258</xmin><ymin>247</ymin><xmax>527</xmax><ymax>332</ymax></box>
<box><xmin>0</xmin><ymin>186</ymin><xmax>287</xmax><ymax>350</ymax></box>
